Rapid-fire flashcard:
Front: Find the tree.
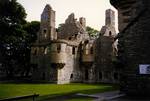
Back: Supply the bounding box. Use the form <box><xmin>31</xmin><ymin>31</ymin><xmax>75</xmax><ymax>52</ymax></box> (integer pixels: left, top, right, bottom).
<box><xmin>21</xmin><ymin>21</ymin><xmax>40</xmax><ymax>76</ymax></box>
<box><xmin>86</xmin><ymin>26</ymin><xmax>99</xmax><ymax>38</ymax></box>
<box><xmin>23</xmin><ymin>21</ymin><xmax>40</xmax><ymax>43</ymax></box>
<box><xmin>0</xmin><ymin>0</ymin><xmax>27</xmax><ymax>77</ymax></box>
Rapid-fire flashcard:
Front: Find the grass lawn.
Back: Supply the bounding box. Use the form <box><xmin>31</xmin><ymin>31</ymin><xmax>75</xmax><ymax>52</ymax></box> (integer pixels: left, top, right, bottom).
<box><xmin>0</xmin><ymin>83</ymin><xmax>118</xmax><ymax>101</ymax></box>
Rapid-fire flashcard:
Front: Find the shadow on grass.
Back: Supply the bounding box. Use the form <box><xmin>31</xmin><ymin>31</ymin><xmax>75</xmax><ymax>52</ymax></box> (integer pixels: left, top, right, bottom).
<box><xmin>0</xmin><ymin>83</ymin><xmax>118</xmax><ymax>101</ymax></box>
<box><xmin>37</xmin><ymin>86</ymin><xmax>118</xmax><ymax>101</ymax></box>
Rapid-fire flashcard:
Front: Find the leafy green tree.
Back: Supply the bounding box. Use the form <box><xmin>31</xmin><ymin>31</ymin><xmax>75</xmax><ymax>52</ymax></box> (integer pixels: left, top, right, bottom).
<box><xmin>23</xmin><ymin>21</ymin><xmax>40</xmax><ymax>43</ymax></box>
<box><xmin>0</xmin><ymin>0</ymin><xmax>27</xmax><ymax>77</ymax></box>
<box><xmin>21</xmin><ymin>21</ymin><xmax>40</xmax><ymax>76</ymax></box>
<box><xmin>86</xmin><ymin>26</ymin><xmax>99</xmax><ymax>38</ymax></box>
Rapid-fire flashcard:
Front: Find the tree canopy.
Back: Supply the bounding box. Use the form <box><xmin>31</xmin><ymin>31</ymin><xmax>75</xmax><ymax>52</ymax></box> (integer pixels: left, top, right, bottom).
<box><xmin>86</xmin><ymin>26</ymin><xmax>99</xmax><ymax>38</ymax></box>
<box><xmin>0</xmin><ymin>0</ymin><xmax>40</xmax><ymax>77</ymax></box>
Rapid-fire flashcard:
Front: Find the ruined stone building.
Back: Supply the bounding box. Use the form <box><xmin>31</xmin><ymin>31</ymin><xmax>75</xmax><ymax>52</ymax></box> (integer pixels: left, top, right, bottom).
<box><xmin>110</xmin><ymin>0</ymin><xmax>150</xmax><ymax>95</ymax></box>
<box><xmin>31</xmin><ymin>4</ymin><xmax>119</xmax><ymax>84</ymax></box>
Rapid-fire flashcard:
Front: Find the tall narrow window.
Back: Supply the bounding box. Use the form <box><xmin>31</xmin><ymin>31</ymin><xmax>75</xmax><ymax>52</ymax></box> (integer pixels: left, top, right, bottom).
<box><xmin>85</xmin><ymin>69</ymin><xmax>89</xmax><ymax>80</ymax></box>
<box><xmin>43</xmin><ymin>29</ymin><xmax>47</xmax><ymax>38</ymax></box>
<box><xmin>109</xmin><ymin>31</ymin><xmax>112</xmax><ymax>36</ymax></box>
<box><xmin>42</xmin><ymin>72</ymin><xmax>45</xmax><ymax>80</ymax></box>
<box><xmin>57</xmin><ymin>44</ymin><xmax>61</xmax><ymax>53</ymax></box>
<box><xmin>99</xmin><ymin>71</ymin><xmax>102</xmax><ymax>80</ymax></box>
<box><xmin>72</xmin><ymin>47</ymin><xmax>75</xmax><ymax>55</ymax></box>
<box><xmin>70</xmin><ymin>74</ymin><xmax>73</xmax><ymax>79</ymax></box>
<box><xmin>90</xmin><ymin>47</ymin><xmax>93</xmax><ymax>54</ymax></box>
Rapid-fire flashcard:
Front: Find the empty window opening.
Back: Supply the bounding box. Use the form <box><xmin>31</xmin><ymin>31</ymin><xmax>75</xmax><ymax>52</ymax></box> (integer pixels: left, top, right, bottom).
<box><xmin>90</xmin><ymin>47</ymin><xmax>93</xmax><ymax>54</ymax></box>
<box><xmin>70</xmin><ymin>74</ymin><xmax>73</xmax><ymax>79</ymax></box>
<box><xmin>99</xmin><ymin>71</ymin><xmax>102</xmax><ymax>80</ymax></box>
<box><xmin>72</xmin><ymin>47</ymin><xmax>75</xmax><ymax>55</ymax></box>
<box><xmin>43</xmin><ymin>29</ymin><xmax>47</xmax><ymax>38</ymax></box>
<box><xmin>68</xmin><ymin>37</ymin><xmax>72</xmax><ymax>40</ymax></box>
<box><xmin>43</xmin><ymin>29</ymin><xmax>47</xmax><ymax>33</ymax></box>
<box><xmin>109</xmin><ymin>31</ymin><xmax>112</xmax><ymax>36</ymax></box>
<box><xmin>85</xmin><ymin>69</ymin><xmax>89</xmax><ymax>80</ymax></box>
<box><xmin>57</xmin><ymin>44</ymin><xmax>61</xmax><ymax>53</ymax></box>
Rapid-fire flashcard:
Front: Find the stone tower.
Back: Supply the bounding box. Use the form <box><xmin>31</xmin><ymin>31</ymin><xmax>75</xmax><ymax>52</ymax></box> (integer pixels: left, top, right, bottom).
<box><xmin>39</xmin><ymin>4</ymin><xmax>57</xmax><ymax>42</ymax></box>
<box><xmin>31</xmin><ymin>4</ymin><xmax>57</xmax><ymax>82</ymax></box>
<box><xmin>100</xmin><ymin>9</ymin><xmax>116</xmax><ymax>36</ymax></box>
<box><xmin>79</xmin><ymin>17</ymin><xmax>86</xmax><ymax>30</ymax></box>
<box><xmin>105</xmin><ymin>9</ymin><xmax>115</xmax><ymax>27</ymax></box>
<box><xmin>96</xmin><ymin>9</ymin><xmax>118</xmax><ymax>84</ymax></box>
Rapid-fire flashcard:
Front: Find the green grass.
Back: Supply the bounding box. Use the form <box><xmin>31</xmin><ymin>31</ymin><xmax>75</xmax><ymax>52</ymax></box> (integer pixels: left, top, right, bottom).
<box><xmin>0</xmin><ymin>83</ymin><xmax>118</xmax><ymax>101</ymax></box>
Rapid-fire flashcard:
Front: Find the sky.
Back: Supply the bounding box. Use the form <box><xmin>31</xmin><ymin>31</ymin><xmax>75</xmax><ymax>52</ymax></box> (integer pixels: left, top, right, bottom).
<box><xmin>18</xmin><ymin>0</ymin><xmax>118</xmax><ymax>31</ymax></box>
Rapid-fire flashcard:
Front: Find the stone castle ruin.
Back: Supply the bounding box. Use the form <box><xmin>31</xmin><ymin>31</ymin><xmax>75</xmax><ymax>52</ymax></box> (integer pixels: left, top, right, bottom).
<box><xmin>31</xmin><ymin>4</ymin><xmax>119</xmax><ymax>84</ymax></box>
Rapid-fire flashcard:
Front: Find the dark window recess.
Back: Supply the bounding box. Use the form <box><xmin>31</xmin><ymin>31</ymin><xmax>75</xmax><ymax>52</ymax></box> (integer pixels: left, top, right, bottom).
<box><xmin>68</xmin><ymin>37</ymin><xmax>72</xmax><ymax>40</ymax></box>
<box><xmin>72</xmin><ymin>47</ymin><xmax>75</xmax><ymax>55</ymax></box>
<box><xmin>90</xmin><ymin>47</ymin><xmax>93</xmax><ymax>54</ymax></box>
<box><xmin>114</xmin><ymin>72</ymin><xmax>119</xmax><ymax>80</ymax></box>
<box><xmin>85</xmin><ymin>69</ymin><xmax>89</xmax><ymax>80</ymax></box>
<box><xmin>57</xmin><ymin>44</ymin><xmax>61</xmax><ymax>53</ymax></box>
<box><xmin>109</xmin><ymin>31</ymin><xmax>112</xmax><ymax>36</ymax></box>
<box><xmin>43</xmin><ymin>29</ymin><xmax>47</xmax><ymax>33</ymax></box>
<box><xmin>42</xmin><ymin>72</ymin><xmax>46</xmax><ymax>80</ymax></box>
<box><xmin>99</xmin><ymin>71</ymin><xmax>102</xmax><ymax>80</ymax></box>
<box><xmin>70</xmin><ymin>74</ymin><xmax>73</xmax><ymax>79</ymax></box>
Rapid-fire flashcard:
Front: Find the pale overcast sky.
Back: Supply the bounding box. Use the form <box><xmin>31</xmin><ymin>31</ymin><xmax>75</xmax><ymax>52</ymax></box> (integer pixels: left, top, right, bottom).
<box><xmin>18</xmin><ymin>0</ymin><xmax>118</xmax><ymax>31</ymax></box>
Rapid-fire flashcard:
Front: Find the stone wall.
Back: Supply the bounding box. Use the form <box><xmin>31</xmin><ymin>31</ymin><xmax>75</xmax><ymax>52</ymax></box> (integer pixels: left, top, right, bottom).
<box><xmin>95</xmin><ymin>36</ymin><xmax>118</xmax><ymax>83</ymax></box>
<box><xmin>94</xmin><ymin>9</ymin><xmax>118</xmax><ymax>83</ymax></box>
<box><xmin>110</xmin><ymin>0</ymin><xmax>150</xmax><ymax>95</ymax></box>
<box><xmin>58</xmin><ymin>13</ymin><xmax>89</xmax><ymax>41</ymax></box>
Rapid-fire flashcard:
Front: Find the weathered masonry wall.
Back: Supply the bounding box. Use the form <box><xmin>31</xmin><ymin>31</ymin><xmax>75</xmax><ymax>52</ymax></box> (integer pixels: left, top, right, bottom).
<box><xmin>110</xmin><ymin>0</ymin><xmax>150</xmax><ymax>95</ymax></box>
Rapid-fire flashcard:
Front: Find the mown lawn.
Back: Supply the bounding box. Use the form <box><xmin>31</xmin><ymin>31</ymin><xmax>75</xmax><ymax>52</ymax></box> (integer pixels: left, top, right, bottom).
<box><xmin>0</xmin><ymin>83</ymin><xmax>118</xmax><ymax>101</ymax></box>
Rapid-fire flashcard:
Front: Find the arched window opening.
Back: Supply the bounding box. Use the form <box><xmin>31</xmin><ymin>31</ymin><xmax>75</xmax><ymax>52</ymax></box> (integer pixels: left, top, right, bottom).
<box><xmin>109</xmin><ymin>31</ymin><xmax>112</xmax><ymax>36</ymax></box>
